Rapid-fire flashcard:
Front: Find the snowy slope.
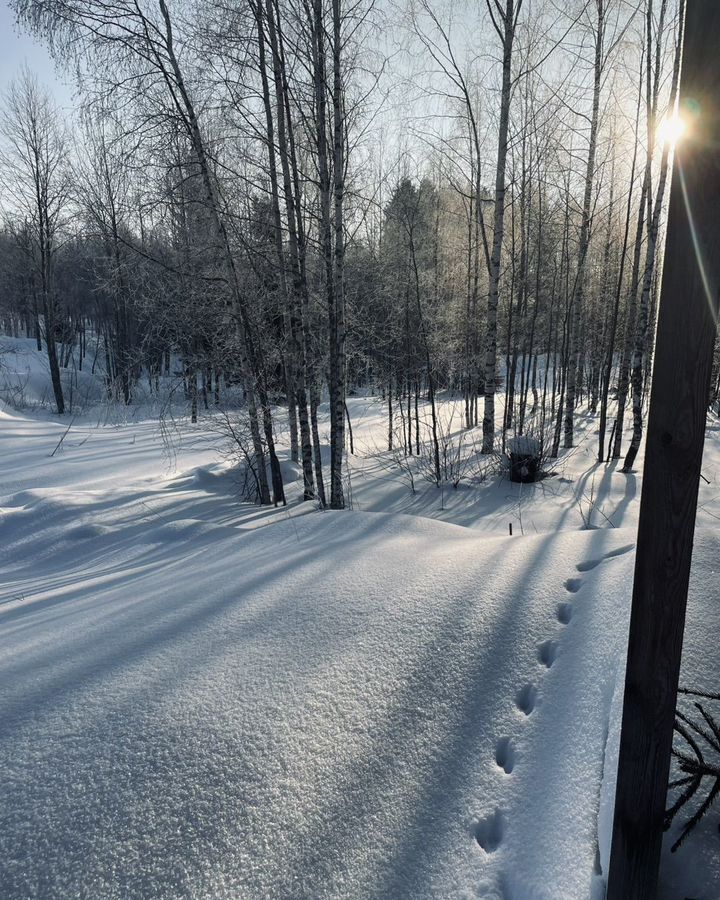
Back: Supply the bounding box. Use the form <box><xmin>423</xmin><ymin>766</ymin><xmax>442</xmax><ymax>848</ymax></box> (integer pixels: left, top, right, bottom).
<box><xmin>1</xmin><ymin>343</ymin><xmax>719</xmax><ymax>899</ymax></box>
<box><xmin>0</xmin><ymin>505</ymin><xmax>636</xmax><ymax>900</ymax></box>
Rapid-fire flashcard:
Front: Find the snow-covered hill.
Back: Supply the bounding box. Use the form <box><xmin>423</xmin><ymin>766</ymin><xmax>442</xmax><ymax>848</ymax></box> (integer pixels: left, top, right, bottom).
<box><xmin>1</xmin><ymin>341</ymin><xmax>718</xmax><ymax>898</ymax></box>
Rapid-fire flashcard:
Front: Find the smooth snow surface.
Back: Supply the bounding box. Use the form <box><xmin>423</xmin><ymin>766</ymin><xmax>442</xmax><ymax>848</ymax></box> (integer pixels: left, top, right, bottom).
<box><xmin>1</xmin><ymin>339</ymin><xmax>719</xmax><ymax>899</ymax></box>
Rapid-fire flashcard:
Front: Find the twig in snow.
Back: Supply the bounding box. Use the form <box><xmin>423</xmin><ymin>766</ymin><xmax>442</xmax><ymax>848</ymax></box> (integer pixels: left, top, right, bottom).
<box><xmin>50</xmin><ymin>416</ymin><xmax>76</xmax><ymax>457</ymax></box>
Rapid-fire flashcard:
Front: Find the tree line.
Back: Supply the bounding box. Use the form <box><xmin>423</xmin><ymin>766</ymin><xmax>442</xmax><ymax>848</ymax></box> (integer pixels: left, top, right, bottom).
<box><xmin>1</xmin><ymin>0</ymin><xmax>709</xmax><ymax>508</ymax></box>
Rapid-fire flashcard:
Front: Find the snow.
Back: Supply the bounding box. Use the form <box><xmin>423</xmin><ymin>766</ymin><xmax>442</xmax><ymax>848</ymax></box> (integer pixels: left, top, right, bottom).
<box><xmin>0</xmin><ymin>338</ymin><xmax>719</xmax><ymax>898</ymax></box>
<box><xmin>506</xmin><ymin>435</ymin><xmax>541</xmax><ymax>456</ymax></box>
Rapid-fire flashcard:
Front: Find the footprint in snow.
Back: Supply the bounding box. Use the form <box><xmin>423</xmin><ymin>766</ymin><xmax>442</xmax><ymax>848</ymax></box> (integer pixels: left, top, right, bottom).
<box><xmin>515</xmin><ymin>683</ymin><xmax>537</xmax><ymax>715</ymax></box>
<box><xmin>557</xmin><ymin>602</ymin><xmax>573</xmax><ymax>625</ymax></box>
<box><xmin>576</xmin><ymin>558</ymin><xmax>602</xmax><ymax>573</ymax></box>
<box><xmin>604</xmin><ymin>543</ymin><xmax>635</xmax><ymax>560</ymax></box>
<box><xmin>537</xmin><ymin>640</ymin><xmax>559</xmax><ymax>668</ymax></box>
<box><xmin>576</xmin><ymin>543</ymin><xmax>635</xmax><ymax>573</ymax></box>
<box><xmin>475</xmin><ymin>809</ymin><xmax>504</xmax><ymax>853</ymax></box>
<box><xmin>564</xmin><ymin>577</ymin><xmax>583</xmax><ymax>593</ymax></box>
<box><xmin>495</xmin><ymin>737</ymin><xmax>516</xmax><ymax>774</ymax></box>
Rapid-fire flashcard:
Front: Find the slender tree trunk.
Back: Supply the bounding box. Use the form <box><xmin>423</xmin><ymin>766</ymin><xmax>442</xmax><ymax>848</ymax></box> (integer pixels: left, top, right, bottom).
<box><xmin>310</xmin><ymin>381</ymin><xmax>327</xmax><ymax>507</ymax></box>
<box><xmin>563</xmin><ymin>0</ymin><xmax>604</xmax><ymax>448</ymax></box>
<box><xmin>599</xmin><ymin>92</ymin><xmax>643</xmax><ymax>461</ymax></box>
<box><xmin>329</xmin><ymin>0</ymin><xmax>346</xmax><ymax>507</ymax></box>
<box><xmin>190</xmin><ymin>367</ymin><xmax>198</xmax><ymax>423</ymax></box>
<box><xmin>623</xmin><ymin>0</ymin><xmax>683</xmax><ymax>472</ymax></box>
<box><xmin>263</xmin><ymin>0</ymin><xmax>316</xmax><ymax>497</ymax></box>
<box><xmin>482</xmin><ymin>0</ymin><xmax>521</xmax><ymax>453</ymax></box>
<box><xmin>613</xmin><ymin>176</ymin><xmax>650</xmax><ymax>459</ymax></box>
<box><xmin>388</xmin><ymin>378</ymin><xmax>393</xmax><ymax>450</ymax></box>
<box><xmin>38</xmin><ymin>222</ymin><xmax>64</xmax><ymax>414</ymax></box>
<box><xmin>286</xmin><ymin>367</ymin><xmax>299</xmax><ymax>461</ymax></box>
<box><xmin>410</xmin><ymin>236</ymin><xmax>441</xmax><ymax>484</ymax></box>
<box><xmin>414</xmin><ymin>379</ymin><xmax>420</xmax><ymax>455</ymax></box>
<box><xmin>311</xmin><ymin>0</ymin><xmax>345</xmax><ymax>507</ymax></box>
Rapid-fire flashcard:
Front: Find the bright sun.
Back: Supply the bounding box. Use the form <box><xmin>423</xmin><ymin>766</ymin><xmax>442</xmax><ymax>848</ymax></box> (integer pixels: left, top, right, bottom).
<box><xmin>657</xmin><ymin>113</ymin><xmax>687</xmax><ymax>147</ymax></box>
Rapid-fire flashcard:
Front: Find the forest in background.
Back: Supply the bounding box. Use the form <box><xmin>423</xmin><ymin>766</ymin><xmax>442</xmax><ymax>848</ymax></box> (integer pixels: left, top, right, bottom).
<box><xmin>1</xmin><ymin>0</ymin><xmax>709</xmax><ymax>509</ymax></box>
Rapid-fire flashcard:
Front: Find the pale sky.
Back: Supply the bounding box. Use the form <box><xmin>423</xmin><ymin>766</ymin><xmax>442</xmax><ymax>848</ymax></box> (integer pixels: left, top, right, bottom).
<box><xmin>1</xmin><ymin>1</ymin><xmax>74</xmax><ymax>108</ymax></box>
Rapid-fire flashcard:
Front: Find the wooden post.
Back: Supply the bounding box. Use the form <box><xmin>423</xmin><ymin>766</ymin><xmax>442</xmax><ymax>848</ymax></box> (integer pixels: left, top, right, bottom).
<box><xmin>607</xmin><ymin>2</ymin><xmax>720</xmax><ymax>896</ymax></box>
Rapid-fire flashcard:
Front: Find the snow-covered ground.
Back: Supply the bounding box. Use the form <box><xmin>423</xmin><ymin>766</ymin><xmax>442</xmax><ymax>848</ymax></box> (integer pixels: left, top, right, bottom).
<box><xmin>1</xmin><ymin>338</ymin><xmax>719</xmax><ymax>899</ymax></box>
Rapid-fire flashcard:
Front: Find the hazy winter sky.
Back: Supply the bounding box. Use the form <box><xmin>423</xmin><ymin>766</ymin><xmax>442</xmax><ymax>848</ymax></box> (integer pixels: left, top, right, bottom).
<box><xmin>1</xmin><ymin>1</ymin><xmax>73</xmax><ymax>108</ymax></box>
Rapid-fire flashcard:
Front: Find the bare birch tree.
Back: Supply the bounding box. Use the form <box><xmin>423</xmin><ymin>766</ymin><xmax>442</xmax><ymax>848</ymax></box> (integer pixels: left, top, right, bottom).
<box><xmin>1</xmin><ymin>69</ymin><xmax>69</xmax><ymax>414</ymax></box>
<box><xmin>482</xmin><ymin>0</ymin><xmax>523</xmax><ymax>454</ymax></box>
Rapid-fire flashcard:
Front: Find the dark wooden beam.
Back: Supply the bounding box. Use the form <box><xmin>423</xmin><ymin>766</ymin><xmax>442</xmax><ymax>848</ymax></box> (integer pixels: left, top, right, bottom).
<box><xmin>607</xmin><ymin>1</ymin><xmax>720</xmax><ymax>896</ymax></box>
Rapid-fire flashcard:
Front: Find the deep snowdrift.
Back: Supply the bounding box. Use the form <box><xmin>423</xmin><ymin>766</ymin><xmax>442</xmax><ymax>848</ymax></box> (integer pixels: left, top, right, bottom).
<box><xmin>1</xmin><ymin>503</ymin><xmax>636</xmax><ymax>899</ymax></box>
<box><xmin>1</xmin><ymin>343</ymin><xmax>718</xmax><ymax>898</ymax></box>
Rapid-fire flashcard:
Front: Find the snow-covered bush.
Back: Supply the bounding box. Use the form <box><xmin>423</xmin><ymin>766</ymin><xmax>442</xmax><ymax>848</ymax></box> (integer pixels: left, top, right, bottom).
<box><xmin>502</xmin><ymin>414</ymin><xmax>565</xmax><ymax>484</ymax></box>
<box><xmin>506</xmin><ymin>435</ymin><xmax>542</xmax><ymax>483</ymax></box>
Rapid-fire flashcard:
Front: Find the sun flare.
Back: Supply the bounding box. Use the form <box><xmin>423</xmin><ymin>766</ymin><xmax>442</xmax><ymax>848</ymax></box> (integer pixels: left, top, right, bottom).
<box><xmin>657</xmin><ymin>113</ymin><xmax>687</xmax><ymax>147</ymax></box>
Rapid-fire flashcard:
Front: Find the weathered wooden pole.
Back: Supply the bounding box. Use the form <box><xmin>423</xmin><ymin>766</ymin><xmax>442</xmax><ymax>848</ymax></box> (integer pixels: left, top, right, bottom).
<box><xmin>607</xmin><ymin>1</ymin><xmax>720</xmax><ymax>896</ymax></box>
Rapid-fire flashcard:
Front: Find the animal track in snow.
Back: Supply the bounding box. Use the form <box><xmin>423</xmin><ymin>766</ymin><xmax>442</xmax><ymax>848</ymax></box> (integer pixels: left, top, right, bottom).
<box><xmin>564</xmin><ymin>577</ymin><xmax>583</xmax><ymax>593</ymax></box>
<box><xmin>495</xmin><ymin>737</ymin><xmax>516</xmax><ymax>774</ymax></box>
<box><xmin>475</xmin><ymin>809</ymin><xmax>504</xmax><ymax>852</ymax></box>
<box><xmin>576</xmin><ymin>558</ymin><xmax>602</xmax><ymax>573</ymax></box>
<box><xmin>604</xmin><ymin>543</ymin><xmax>635</xmax><ymax>560</ymax></box>
<box><xmin>576</xmin><ymin>543</ymin><xmax>635</xmax><ymax>572</ymax></box>
<box><xmin>557</xmin><ymin>602</ymin><xmax>573</xmax><ymax>624</ymax></box>
<box><xmin>515</xmin><ymin>683</ymin><xmax>537</xmax><ymax>715</ymax></box>
<box><xmin>537</xmin><ymin>639</ymin><xmax>559</xmax><ymax>668</ymax></box>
